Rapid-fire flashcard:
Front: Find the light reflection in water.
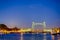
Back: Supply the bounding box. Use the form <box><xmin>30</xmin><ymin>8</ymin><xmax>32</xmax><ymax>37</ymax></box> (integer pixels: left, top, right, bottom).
<box><xmin>0</xmin><ymin>33</ymin><xmax>60</xmax><ymax>40</ymax></box>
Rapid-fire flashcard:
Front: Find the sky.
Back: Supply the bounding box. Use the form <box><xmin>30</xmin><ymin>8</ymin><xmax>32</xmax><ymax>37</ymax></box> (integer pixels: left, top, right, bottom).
<box><xmin>0</xmin><ymin>0</ymin><xmax>60</xmax><ymax>28</ymax></box>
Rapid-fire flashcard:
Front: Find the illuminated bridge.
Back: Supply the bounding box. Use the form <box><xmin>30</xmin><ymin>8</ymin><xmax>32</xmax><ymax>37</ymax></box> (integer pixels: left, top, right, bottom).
<box><xmin>0</xmin><ymin>21</ymin><xmax>60</xmax><ymax>34</ymax></box>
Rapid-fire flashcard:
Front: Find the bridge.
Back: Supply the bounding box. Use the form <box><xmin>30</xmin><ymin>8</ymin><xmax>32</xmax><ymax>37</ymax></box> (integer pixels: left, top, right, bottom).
<box><xmin>0</xmin><ymin>21</ymin><xmax>60</xmax><ymax>34</ymax></box>
<box><xmin>32</xmin><ymin>21</ymin><xmax>52</xmax><ymax>33</ymax></box>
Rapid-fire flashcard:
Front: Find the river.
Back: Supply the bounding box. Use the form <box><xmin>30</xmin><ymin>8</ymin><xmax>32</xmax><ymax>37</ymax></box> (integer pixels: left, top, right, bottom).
<box><xmin>0</xmin><ymin>33</ymin><xmax>60</xmax><ymax>40</ymax></box>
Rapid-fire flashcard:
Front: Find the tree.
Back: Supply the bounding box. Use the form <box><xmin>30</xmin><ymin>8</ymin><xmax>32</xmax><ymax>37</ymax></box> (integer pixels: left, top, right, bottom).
<box><xmin>0</xmin><ymin>24</ymin><xmax>8</xmax><ymax>30</ymax></box>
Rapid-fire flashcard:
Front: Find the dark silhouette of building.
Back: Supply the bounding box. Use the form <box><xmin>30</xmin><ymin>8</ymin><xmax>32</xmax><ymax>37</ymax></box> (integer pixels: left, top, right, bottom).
<box><xmin>9</xmin><ymin>27</ymin><xmax>20</xmax><ymax>31</ymax></box>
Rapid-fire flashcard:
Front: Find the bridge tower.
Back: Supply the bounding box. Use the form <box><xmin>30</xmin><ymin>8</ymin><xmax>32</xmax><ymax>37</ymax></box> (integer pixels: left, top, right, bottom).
<box><xmin>32</xmin><ymin>21</ymin><xmax>46</xmax><ymax>30</ymax></box>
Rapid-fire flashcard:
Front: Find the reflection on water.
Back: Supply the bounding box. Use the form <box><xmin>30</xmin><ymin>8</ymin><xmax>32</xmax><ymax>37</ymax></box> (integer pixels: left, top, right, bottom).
<box><xmin>0</xmin><ymin>33</ymin><xmax>20</xmax><ymax>40</ymax></box>
<box><xmin>0</xmin><ymin>33</ymin><xmax>60</xmax><ymax>40</ymax></box>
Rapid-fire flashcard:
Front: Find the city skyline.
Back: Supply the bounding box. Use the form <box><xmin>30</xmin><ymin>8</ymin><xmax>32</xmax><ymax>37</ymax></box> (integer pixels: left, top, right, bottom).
<box><xmin>0</xmin><ymin>0</ymin><xmax>60</xmax><ymax>28</ymax></box>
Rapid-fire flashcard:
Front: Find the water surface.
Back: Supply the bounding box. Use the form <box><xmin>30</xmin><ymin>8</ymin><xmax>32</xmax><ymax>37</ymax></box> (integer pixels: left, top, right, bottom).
<box><xmin>0</xmin><ymin>33</ymin><xmax>60</xmax><ymax>40</ymax></box>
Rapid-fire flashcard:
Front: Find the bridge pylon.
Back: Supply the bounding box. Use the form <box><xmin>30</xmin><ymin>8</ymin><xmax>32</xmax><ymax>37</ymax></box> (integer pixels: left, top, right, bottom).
<box><xmin>32</xmin><ymin>21</ymin><xmax>46</xmax><ymax>30</ymax></box>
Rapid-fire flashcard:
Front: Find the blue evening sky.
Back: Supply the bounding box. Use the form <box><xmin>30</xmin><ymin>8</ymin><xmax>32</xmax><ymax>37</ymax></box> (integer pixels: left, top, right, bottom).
<box><xmin>0</xmin><ymin>0</ymin><xmax>60</xmax><ymax>28</ymax></box>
